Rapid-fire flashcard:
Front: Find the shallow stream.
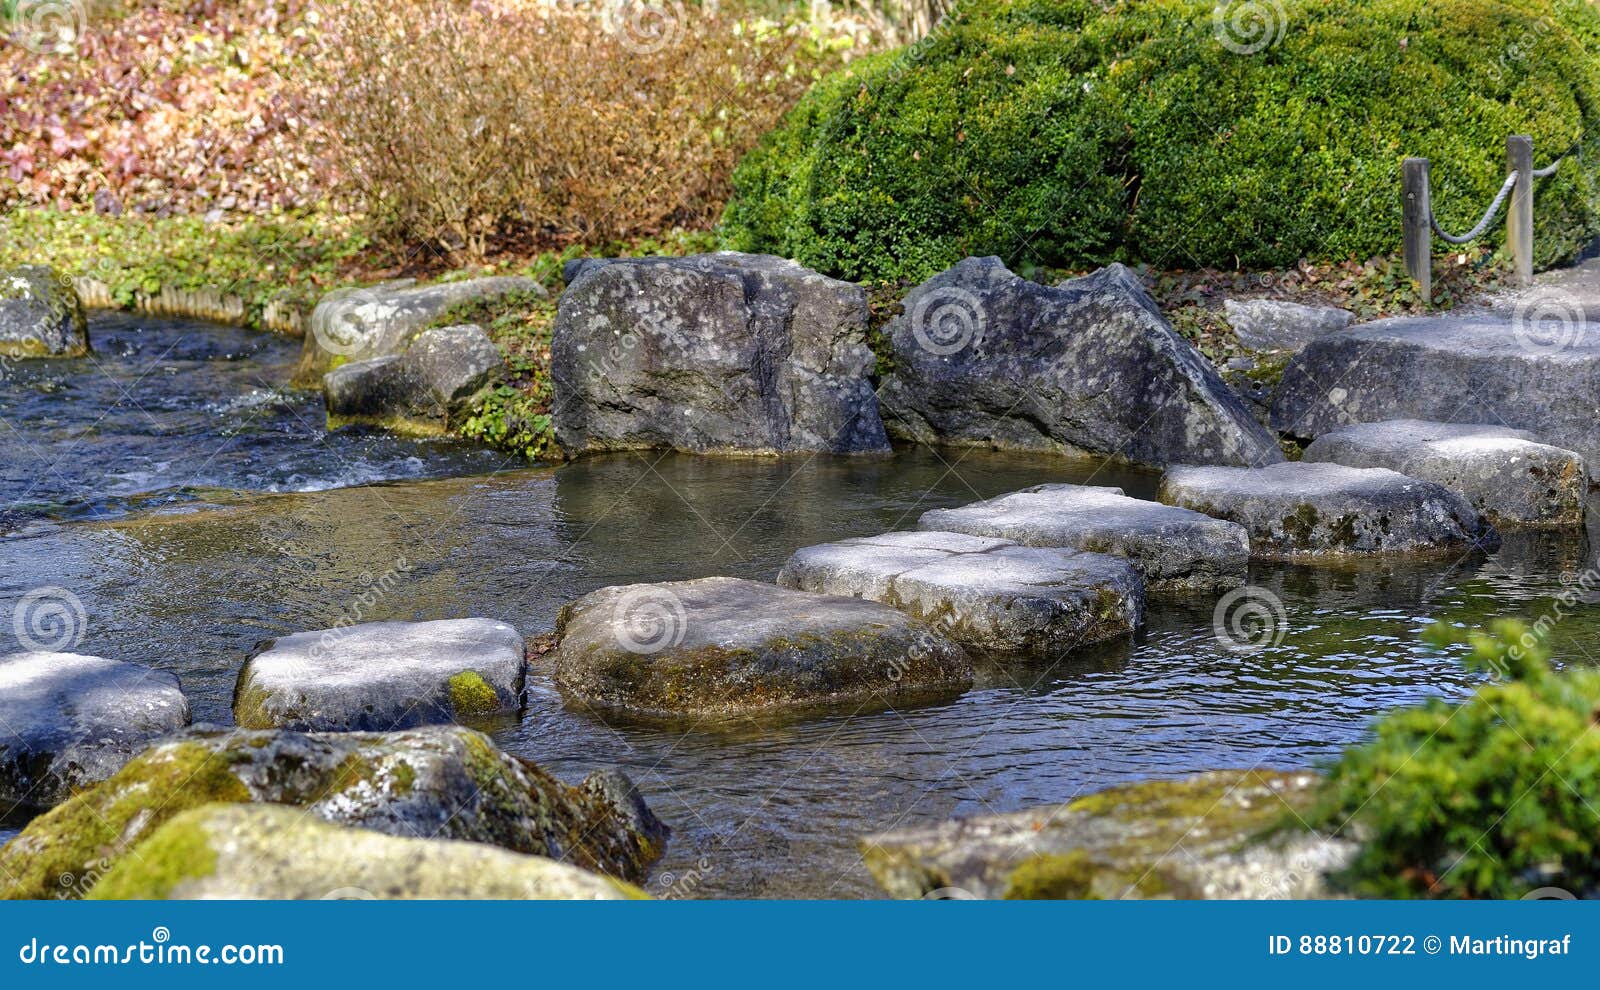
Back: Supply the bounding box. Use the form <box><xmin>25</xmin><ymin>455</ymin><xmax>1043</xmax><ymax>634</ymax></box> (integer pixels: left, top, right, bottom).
<box><xmin>3</xmin><ymin>312</ymin><xmax>1598</xmax><ymax>897</ymax></box>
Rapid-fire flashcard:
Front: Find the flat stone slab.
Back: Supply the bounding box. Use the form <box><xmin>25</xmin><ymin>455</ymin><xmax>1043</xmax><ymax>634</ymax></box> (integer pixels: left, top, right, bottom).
<box><xmin>862</xmin><ymin>770</ymin><xmax>1351</xmax><ymax>899</ymax></box>
<box><xmin>775</xmin><ymin>530</ymin><xmax>1143</xmax><ymax>658</ymax></box>
<box><xmin>1223</xmin><ymin>298</ymin><xmax>1353</xmax><ymax>352</ymax></box>
<box><xmin>1158</xmin><ymin>462</ymin><xmax>1497</xmax><ymax>560</ymax></box>
<box><xmin>1270</xmin><ymin>315</ymin><xmax>1600</xmax><ymax>464</ymax></box>
<box><xmin>916</xmin><ymin>484</ymin><xmax>1249</xmax><ymax>593</ymax></box>
<box><xmin>1303</xmin><ymin>419</ymin><xmax>1587</xmax><ymax>529</ymax></box>
<box><xmin>90</xmin><ymin>804</ymin><xmax>644</xmax><ymax>900</ymax></box>
<box><xmin>553</xmin><ymin>576</ymin><xmax>972</xmax><ymax>720</ymax></box>
<box><xmin>0</xmin><ymin>651</ymin><xmax>191</xmax><ymax>811</ymax></box>
<box><xmin>235</xmin><ymin>619</ymin><xmax>526</xmax><ymax>731</ymax></box>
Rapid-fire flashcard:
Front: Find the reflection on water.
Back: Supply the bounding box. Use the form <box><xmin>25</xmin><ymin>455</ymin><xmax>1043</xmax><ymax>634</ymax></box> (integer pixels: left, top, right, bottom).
<box><xmin>3</xmin><ymin>315</ymin><xmax>1600</xmax><ymax>897</ymax></box>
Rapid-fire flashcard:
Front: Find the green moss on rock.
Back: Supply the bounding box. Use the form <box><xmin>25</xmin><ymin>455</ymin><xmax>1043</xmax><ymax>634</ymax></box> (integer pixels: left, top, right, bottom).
<box><xmin>448</xmin><ymin>670</ymin><xmax>501</xmax><ymax>718</ymax></box>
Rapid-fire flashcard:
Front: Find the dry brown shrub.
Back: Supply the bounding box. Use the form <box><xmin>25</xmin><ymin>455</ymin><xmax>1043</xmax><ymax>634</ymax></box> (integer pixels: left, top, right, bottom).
<box><xmin>310</xmin><ymin>0</ymin><xmax>854</xmax><ymax>260</ymax></box>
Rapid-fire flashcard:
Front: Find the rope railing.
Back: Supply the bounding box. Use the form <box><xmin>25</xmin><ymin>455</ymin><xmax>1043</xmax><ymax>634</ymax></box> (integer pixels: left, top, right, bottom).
<box><xmin>1402</xmin><ymin>134</ymin><xmax>1571</xmax><ymax>299</ymax></box>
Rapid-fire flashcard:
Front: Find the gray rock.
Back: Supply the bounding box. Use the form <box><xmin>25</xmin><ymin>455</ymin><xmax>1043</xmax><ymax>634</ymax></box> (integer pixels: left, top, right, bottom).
<box><xmin>877</xmin><ymin>258</ymin><xmax>1282</xmax><ymax>469</ymax></box>
<box><xmin>323</xmin><ymin>324</ymin><xmax>503</xmax><ymax>434</ymax></box>
<box><xmin>0</xmin><ymin>651</ymin><xmax>191</xmax><ymax>812</ymax></box>
<box><xmin>550</xmin><ymin>252</ymin><xmax>889</xmax><ymax>456</ymax></box>
<box><xmin>552</xmin><ymin>576</ymin><xmax>972</xmax><ymax>720</ymax></box>
<box><xmin>1303</xmin><ymin>420</ymin><xmax>1588</xmax><ymax>529</ymax></box>
<box><xmin>0</xmin><ymin>265</ymin><xmax>89</xmax><ymax>358</ymax></box>
<box><xmin>862</xmin><ymin>769</ymin><xmax>1351</xmax><ymax>899</ymax></box>
<box><xmin>1270</xmin><ymin>314</ymin><xmax>1600</xmax><ymax>464</ymax></box>
<box><xmin>917</xmin><ymin>484</ymin><xmax>1249</xmax><ymax>593</ymax></box>
<box><xmin>1223</xmin><ymin>298</ymin><xmax>1354</xmax><ymax>352</ymax></box>
<box><xmin>90</xmin><ymin>805</ymin><xmax>644</xmax><ymax>900</ymax></box>
<box><xmin>1159</xmin><ymin>462</ymin><xmax>1497</xmax><ymax>560</ymax></box>
<box><xmin>0</xmin><ymin>724</ymin><xmax>668</xmax><ymax>898</ymax></box>
<box><xmin>295</xmin><ymin>275</ymin><xmax>539</xmax><ymax>386</ymax></box>
<box><xmin>234</xmin><ymin>618</ymin><xmax>525</xmax><ymax>731</ymax></box>
<box><xmin>776</xmin><ymin>531</ymin><xmax>1143</xmax><ymax>657</ymax></box>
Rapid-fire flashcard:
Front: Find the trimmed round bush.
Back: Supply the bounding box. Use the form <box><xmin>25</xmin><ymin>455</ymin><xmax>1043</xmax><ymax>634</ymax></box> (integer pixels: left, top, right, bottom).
<box><xmin>723</xmin><ymin>0</ymin><xmax>1600</xmax><ymax>282</ymax></box>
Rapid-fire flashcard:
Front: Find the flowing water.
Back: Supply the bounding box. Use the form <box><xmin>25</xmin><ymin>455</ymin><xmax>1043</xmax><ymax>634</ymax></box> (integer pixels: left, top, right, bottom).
<box><xmin>3</xmin><ymin>312</ymin><xmax>1599</xmax><ymax>897</ymax></box>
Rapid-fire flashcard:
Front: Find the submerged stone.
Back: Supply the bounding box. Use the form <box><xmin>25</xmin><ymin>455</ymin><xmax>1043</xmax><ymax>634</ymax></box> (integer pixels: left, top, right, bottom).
<box><xmin>1302</xmin><ymin>420</ymin><xmax>1587</xmax><ymax>529</ymax></box>
<box><xmin>0</xmin><ymin>724</ymin><xmax>667</xmax><ymax>899</ymax></box>
<box><xmin>89</xmin><ymin>804</ymin><xmax>646</xmax><ymax>900</ymax></box>
<box><xmin>877</xmin><ymin>258</ymin><xmax>1282</xmax><ymax>469</ymax></box>
<box><xmin>1158</xmin><ymin>462</ymin><xmax>1497</xmax><ymax>560</ymax></box>
<box><xmin>917</xmin><ymin>484</ymin><xmax>1249</xmax><ymax>593</ymax></box>
<box><xmin>234</xmin><ymin>618</ymin><xmax>526</xmax><ymax>731</ymax></box>
<box><xmin>776</xmin><ymin>530</ymin><xmax>1143</xmax><ymax>657</ymax></box>
<box><xmin>862</xmin><ymin>769</ymin><xmax>1351</xmax><ymax>899</ymax></box>
<box><xmin>551</xmin><ymin>252</ymin><xmax>889</xmax><ymax>456</ymax></box>
<box><xmin>552</xmin><ymin>576</ymin><xmax>972</xmax><ymax>720</ymax></box>
<box><xmin>0</xmin><ymin>651</ymin><xmax>190</xmax><ymax>813</ymax></box>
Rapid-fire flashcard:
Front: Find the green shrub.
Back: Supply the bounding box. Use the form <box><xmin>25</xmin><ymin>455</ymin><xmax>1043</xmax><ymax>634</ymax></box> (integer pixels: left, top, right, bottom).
<box><xmin>1313</xmin><ymin>619</ymin><xmax>1600</xmax><ymax>899</ymax></box>
<box><xmin>723</xmin><ymin>0</ymin><xmax>1600</xmax><ymax>282</ymax></box>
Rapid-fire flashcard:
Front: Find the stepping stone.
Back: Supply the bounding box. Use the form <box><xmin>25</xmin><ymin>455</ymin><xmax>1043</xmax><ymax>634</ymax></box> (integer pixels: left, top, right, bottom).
<box><xmin>1270</xmin><ymin>314</ymin><xmax>1600</xmax><ymax>464</ymax></box>
<box><xmin>1223</xmin><ymin>298</ymin><xmax>1353</xmax><ymax>352</ymax></box>
<box><xmin>1</xmin><ymin>651</ymin><xmax>191</xmax><ymax>811</ymax></box>
<box><xmin>552</xmin><ymin>576</ymin><xmax>972</xmax><ymax>720</ymax></box>
<box><xmin>234</xmin><ymin>619</ymin><xmax>526</xmax><ymax>731</ymax></box>
<box><xmin>776</xmin><ymin>531</ymin><xmax>1143</xmax><ymax>658</ymax></box>
<box><xmin>1158</xmin><ymin>462</ymin><xmax>1497</xmax><ymax>560</ymax></box>
<box><xmin>917</xmin><ymin>484</ymin><xmax>1249</xmax><ymax>594</ymax></box>
<box><xmin>1302</xmin><ymin>420</ymin><xmax>1587</xmax><ymax>529</ymax></box>
<box><xmin>324</xmin><ymin>324</ymin><xmax>504</xmax><ymax>435</ymax></box>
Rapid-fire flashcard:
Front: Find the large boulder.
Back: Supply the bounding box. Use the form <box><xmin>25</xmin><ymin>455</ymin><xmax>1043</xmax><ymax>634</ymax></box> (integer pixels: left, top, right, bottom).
<box><xmin>0</xmin><ymin>724</ymin><xmax>667</xmax><ymax>899</ymax></box>
<box><xmin>0</xmin><ymin>265</ymin><xmax>89</xmax><ymax>358</ymax></box>
<box><xmin>1223</xmin><ymin>298</ymin><xmax>1354</xmax><ymax>352</ymax></box>
<box><xmin>294</xmin><ymin>275</ymin><xmax>540</xmax><ymax>386</ymax></box>
<box><xmin>862</xmin><ymin>770</ymin><xmax>1351</xmax><ymax>899</ymax></box>
<box><xmin>1159</xmin><ymin>462</ymin><xmax>1497</xmax><ymax>560</ymax></box>
<box><xmin>1</xmin><ymin>651</ymin><xmax>190</xmax><ymax>813</ymax></box>
<box><xmin>877</xmin><ymin>258</ymin><xmax>1282</xmax><ymax>469</ymax></box>
<box><xmin>89</xmin><ymin>804</ymin><xmax>646</xmax><ymax>900</ymax></box>
<box><xmin>1302</xmin><ymin>420</ymin><xmax>1588</xmax><ymax>529</ymax></box>
<box><xmin>776</xmin><ymin>530</ymin><xmax>1143</xmax><ymax>658</ymax></box>
<box><xmin>234</xmin><ymin>618</ymin><xmax>526</xmax><ymax>731</ymax></box>
<box><xmin>550</xmin><ymin>252</ymin><xmax>889</xmax><ymax>456</ymax></box>
<box><xmin>1271</xmin><ymin>315</ymin><xmax>1600</xmax><ymax>464</ymax></box>
<box><xmin>917</xmin><ymin>484</ymin><xmax>1249</xmax><ymax>593</ymax></box>
<box><xmin>552</xmin><ymin>576</ymin><xmax>972</xmax><ymax>720</ymax></box>
<box><xmin>324</xmin><ymin>324</ymin><xmax>504</xmax><ymax>435</ymax></box>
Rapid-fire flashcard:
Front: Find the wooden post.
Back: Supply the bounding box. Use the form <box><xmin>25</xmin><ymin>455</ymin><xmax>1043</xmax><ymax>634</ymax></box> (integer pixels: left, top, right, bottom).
<box><xmin>1402</xmin><ymin>157</ymin><xmax>1432</xmax><ymax>300</ymax></box>
<box><xmin>1506</xmin><ymin>134</ymin><xmax>1534</xmax><ymax>287</ymax></box>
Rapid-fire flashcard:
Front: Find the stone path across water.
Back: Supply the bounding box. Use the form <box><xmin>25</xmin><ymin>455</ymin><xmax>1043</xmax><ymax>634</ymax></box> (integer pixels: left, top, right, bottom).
<box><xmin>776</xmin><ymin>530</ymin><xmax>1143</xmax><ymax>658</ymax></box>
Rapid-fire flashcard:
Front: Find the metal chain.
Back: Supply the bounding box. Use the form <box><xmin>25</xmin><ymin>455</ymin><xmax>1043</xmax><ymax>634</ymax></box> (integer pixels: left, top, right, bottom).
<box><xmin>1430</xmin><ymin>170</ymin><xmax>1519</xmax><ymax>244</ymax></box>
